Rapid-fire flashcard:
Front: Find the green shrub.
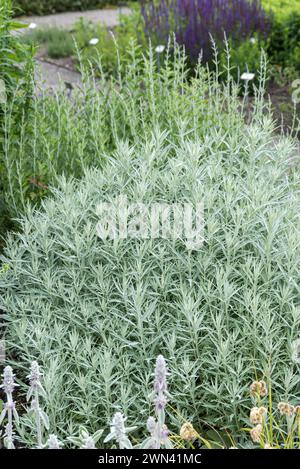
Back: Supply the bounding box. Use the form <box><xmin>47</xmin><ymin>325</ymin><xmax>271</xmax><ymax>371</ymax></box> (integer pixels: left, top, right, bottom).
<box><xmin>262</xmin><ymin>1</ymin><xmax>300</xmax><ymax>73</ymax></box>
<box><xmin>0</xmin><ymin>0</ymin><xmax>34</xmax><ymax>250</ymax></box>
<box><xmin>46</xmin><ymin>28</ymin><xmax>75</xmax><ymax>58</ymax></box>
<box><xmin>1</xmin><ymin>42</ymin><xmax>300</xmax><ymax>438</ymax></box>
<box><xmin>267</xmin><ymin>12</ymin><xmax>300</xmax><ymax>72</ymax></box>
<box><xmin>262</xmin><ymin>0</ymin><xmax>300</xmax><ymax>19</ymax></box>
<box><xmin>14</xmin><ymin>1</ymin><xmax>130</xmax><ymax>16</ymax></box>
<box><xmin>23</xmin><ymin>26</ymin><xmax>75</xmax><ymax>58</ymax></box>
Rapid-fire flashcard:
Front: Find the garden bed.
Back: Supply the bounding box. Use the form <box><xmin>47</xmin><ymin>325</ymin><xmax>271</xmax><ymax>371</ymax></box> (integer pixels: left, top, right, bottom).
<box><xmin>1</xmin><ymin>0</ymin><xmax>300</xmax><ymax>452</ymax></box>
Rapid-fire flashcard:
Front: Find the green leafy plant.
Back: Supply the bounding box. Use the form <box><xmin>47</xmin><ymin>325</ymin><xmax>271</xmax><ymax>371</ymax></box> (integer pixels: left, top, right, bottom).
<box><xmin>0</xmin><ymin>1</ymin><xmax>33</xmax><ymax>92</ymax></box>
<box><xmin>46</xmin><ymin>29</ymin><xmax>75</xmax><ymax>58</ymax></box>
<box><xmin>267</xmin><ymin>12</ymin><xmax>300</xmax><ymax>71</ymax></box>
<box><xmin>0</xmin><ymin>0</ymin><xmax>34</xmax><ymax>251</ymax></box>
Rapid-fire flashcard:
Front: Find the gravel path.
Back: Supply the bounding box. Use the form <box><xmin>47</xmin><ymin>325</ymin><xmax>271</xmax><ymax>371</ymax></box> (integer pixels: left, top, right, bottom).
<box><xmin>20</xmin><ymin>7</ymin><xmax>130</xmax><ymax>91</ymax></box>
<box><xmin>19</xmin><ymin>7</ymin><xmax>130</xmax><ymax>30</ymax></box>
<box><xmin>35</xmin><ymin>60</ymin><xmax>82</xmax><ymax>93</ymax></box>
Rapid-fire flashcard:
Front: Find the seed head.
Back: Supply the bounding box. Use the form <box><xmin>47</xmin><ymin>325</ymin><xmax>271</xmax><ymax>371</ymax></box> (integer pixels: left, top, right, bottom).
<box><xmin>250</xmin><ymin>406</ymin><xmax>267</xmax><ymax>424</ymax></box>
<box><xmin>180</xmin><ymin>422</ymin><xmax>198</xmax><ymax>441</ymax></box>
<box><xmin>250</xmin><ymin>424</ymin><xmax>263</xmax><ymax>443</ymax></box>
<box><xmin>250</xmin><ymin>407</ymin><xmax>260</xmax><ymax>425</ymax></box>
<box><xmin>294</xmin><ymin>405</ymin><xmax>300</xmax><ymax>418</ymax></box>
<box><xmin>250</xmin><ymin>380</ymin><xmax>267</xmax><ymax>397</ymax></box>
<box><xmin>278</xmin><ymin>402</ymin><xmax>294</xmax><ymax>417</ymax></box>
<box><xmin>259</xmin><ymin>406</ymin><xmax>268</xmax><ymax>416</ymax></box>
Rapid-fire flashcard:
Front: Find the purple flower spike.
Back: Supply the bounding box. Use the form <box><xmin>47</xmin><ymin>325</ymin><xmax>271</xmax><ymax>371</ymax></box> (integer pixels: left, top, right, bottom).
<box><xmin>141</xmin><ymin>0</ymin><xmax>271</xmax><ymax>65</ymax></box>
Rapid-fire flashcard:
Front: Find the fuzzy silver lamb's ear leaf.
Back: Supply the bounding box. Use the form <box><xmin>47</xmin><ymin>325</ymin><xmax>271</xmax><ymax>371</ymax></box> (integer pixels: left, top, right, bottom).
<box><xmin>0</xmin><ymin>407</ymin><xmax>7</xmax><ymax>426</ymax></box>
<box><xmin>39</xmin><ymin>409</ymin><xmax>49</xmax><ymax>430</ymax></box>
<box><xmin>67</xmin><ymin>436</ymin><xmax>81</xmax><ymax>447</ymax></box>
<box><xmin>4</xmin><ymin>436</ymin><xmax>15</xmax><ymax>450</ymax></box>
<box><xmin>26</xmin><ymin>387</ymin><xmax>33</xmax><ymax>402</ymax></box>
<box><xmin>121</xmin><ymin>436</ymin><xmax>133</xmax><ymax>449</ymax></box>
<box><xmin>37</xmin><ymin>382</ymin><xmax>47</xmax><ymax>398</ymax></box>
<box><xmin>13</xmin><ymin>406</ymin><xmax>19</xmax><ymax>424</ymax></box>
<box><xmin>103</xmin><ymin>431</ymin><xmax>115</xmax><ymax>443</ymax></box>
<box><xmin>92</xmin><ymin>429</ymin><xmax>104</xmax><ymax>443</ymax></box>
<box><xmin>125</xmin><ymin>425</ymin><xmax>137</xmax><ymax>433</ymax></box>
<box><xmin>139</xmin><ymin>437</ymin><xmax>157</xmax><ymax>449</ymax></box>
<box><xmin>79</xmin><ymin>426</ymin><xmax>89</xmax><ymax>439</ymax></box>
<box><xmin>164</xmin><ymin>438</ymin><xmax>173</xmax><ymax>449</ymax></box>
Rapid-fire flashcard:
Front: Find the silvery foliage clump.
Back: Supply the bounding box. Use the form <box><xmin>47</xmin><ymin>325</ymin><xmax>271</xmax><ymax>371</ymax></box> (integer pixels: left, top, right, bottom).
<box><xmin>0</xmin><ymin>41</ymin><xmax>299</xmax><ymax>444</ymax></box>
<box><xmin>0</xmin><ymin>357</ymin><xmax>172</xmax><ymax>448</ymax></box>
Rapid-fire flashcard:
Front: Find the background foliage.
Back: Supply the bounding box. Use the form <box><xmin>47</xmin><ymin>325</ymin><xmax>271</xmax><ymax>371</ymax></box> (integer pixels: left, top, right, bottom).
<box><xmin>267</xmin><ymin>11</ymin><xmax>300</xmax><ymax>72</ymax></box>
<box><xmin>0</xmin><ymin>0</ymin><xmax>34</xmax><ymax>251</ymax></box>
<box><xmin>14</xmin><ymin>0</ymin><xmax>130</xmax><ymax>16</ymax></box>
<box><xmin>20</xmin><ymin>0</ymin><xmax>300</xmax><ymax>87</ymax></box>
<box><xmin>262</xmin><ymin>0</ymin><xmax>300</xmax><ymax>19</ymax></box>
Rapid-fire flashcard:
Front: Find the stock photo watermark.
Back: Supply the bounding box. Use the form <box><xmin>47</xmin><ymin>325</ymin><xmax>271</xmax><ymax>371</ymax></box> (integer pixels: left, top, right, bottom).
<box><xmin>96</xmin><ymin>195</ymin><xmax>204</xmax><ymax>250</ymax></box>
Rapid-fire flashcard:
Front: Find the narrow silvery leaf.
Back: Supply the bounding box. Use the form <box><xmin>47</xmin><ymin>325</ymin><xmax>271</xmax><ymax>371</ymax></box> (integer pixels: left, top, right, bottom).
<box><xmin>12</xmin><ymin>407</ymin><xmax>19</xmax><ymax>424</ymax></box>
<box><xmin>0</xmin><ymin>407</ymin><xmax>7</xmax><ymax>426</ymax></box>
<box><xmin>39</xmin><ymin>409</ymin><xmax>49</xmax><ymax>430</ymax></box>
<box><xmin>93</xmin><ymin>429</ymin><xmax>104</xmax><ymax>443</ymax></box>
<box><xmin>103</xmin><ymin>431</ymin><xmax>115</xmax><ymax>443</ymax></box>
<box><xmin>120</xmin><ymin>436</ymin><xmax>133</xmax><ymax>449</ymax></box>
